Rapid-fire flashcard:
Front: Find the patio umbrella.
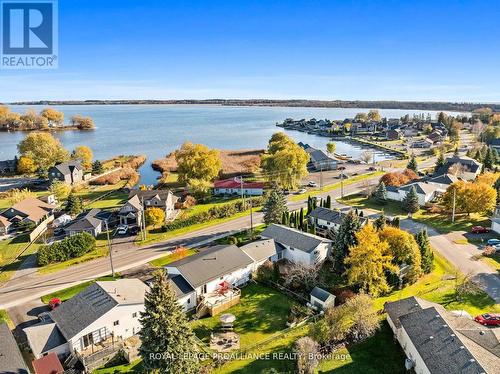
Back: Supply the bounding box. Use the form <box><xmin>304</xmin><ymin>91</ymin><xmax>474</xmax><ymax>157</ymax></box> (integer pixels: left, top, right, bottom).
<box><xmin>220</xmin><ymin>313</ymin><xmax>236</xmax><ymax>324</ymax></box>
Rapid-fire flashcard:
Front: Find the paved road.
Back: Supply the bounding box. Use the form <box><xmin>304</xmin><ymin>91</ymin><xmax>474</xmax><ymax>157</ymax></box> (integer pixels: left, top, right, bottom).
<box><xmin>0</xmin><ymin>173</ymin><xmax>379</xmax><ymax>309</ymax></box>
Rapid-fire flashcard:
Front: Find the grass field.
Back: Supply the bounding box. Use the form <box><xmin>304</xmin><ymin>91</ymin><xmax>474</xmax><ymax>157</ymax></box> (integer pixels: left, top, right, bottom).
<box><xmin>40</xmin><ymin>275</ymin><xmax>120</xmax><ymax>303</ymax></box>
<box><xmin>0</xmin><ymin>309</ymin><xmax>12</xmax><ymax>326</ymax></box>
<box><xmin>0</xmin><ymin>234</ymin><xmax>41</xmax><ymax>284</ymax></box>
<box><xmin>192</xmin><ymin>283</ymin><xmax>296</xmax><ymax>349</ymax></box>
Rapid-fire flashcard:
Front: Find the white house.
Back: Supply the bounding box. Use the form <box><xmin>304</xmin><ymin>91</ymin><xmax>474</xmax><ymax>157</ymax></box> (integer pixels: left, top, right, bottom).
<box><xmin>308</xmin><ymin>207</ymin><xmax>367</xmax><ymax>237</ymax></box>
<box><xmin>384</xmin><ymin>297</ymin><xmax>497</xmax><ymax>374</ymax></box>
<box><xmin>386</xmin><ymin>182</ymin><xmax>445</xmax><ymax>207</ymax></box>
<box><xmin>240</xmin><ymin>239</ymin><xmax>281</xmax><ymax>271</ymax></box>
<box><xmin>309</xmin><ymin>287</ymin><xmax>335</xmax><ymax>310</ymax></box>
<box><xmin>491</xmin><ymin>206</ymin><xmax>500</xmax><ymax>234</ymax></box>
<box><xmin>260</xmin><ymin>224</ymin><xmax>332</xmax><ymax>266</ymax></box>
<box><xmin>64</xmin><ymin>209</ymin><xmax>111</xmax><ymax>237</ymax></box>
<box><xmin>119</xmin><ymin>189</ymin><xmax>179</xmax><ymax>226</ymax></box>
<box><xmin>165</xmin><ymin>245</ymin><xmax>254</xmax><ymax>312</ymax></box>
<box><xmin>25</xmin><ymin>279</ymin><xmax>149</xmax><ymax>358</ymax></box>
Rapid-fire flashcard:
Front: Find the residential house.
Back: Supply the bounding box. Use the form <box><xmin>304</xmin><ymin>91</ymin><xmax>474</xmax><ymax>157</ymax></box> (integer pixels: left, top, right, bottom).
<box><xmin>434</xmin><ymin>155</ymin><xmax>482</xmax><ymax>180</ymax></box>
<box><xmin>385</xmin><ymin>128</ymin><xmax>402</xmax><ymax>140</ymax></box>
<box><xmin>427</xmin><ymin>131</ymin><xmax>445</xmax><ymax>144</ymax></box>
<box><xmin>308</xmin><ymin>207</ymin><xmax>367</xmax><ymax>237</ymax></box>
<box><xmin>309</xmin><ymin>287</ymin><xmax>335</xmax><ymax>310</ymax></box>
<box><xmin>164</xmin><ymin>245</ymin><xmax>257</xmax><ymax>316</ymax></box>
<box><xmin>385</xmin><ymin>297</ymin><xmax>498</xmax><ymax>374</ymax></box>
<box><xmin>488</xmin><ymin>138</ymin><xmax>500</xmax><ymax>153</ymax></box>
<box><xmin>411</xmin><ymin>138</ymin><xmax>433</xmax><ymax>149</ymax></box>
<box><xmin>32</xmin><ymin>352</ymin><xmax>64</xmax><ymax>374</ymax></box>
<box><xmin>491</xmin><ymin>206</ymin><xmax>500</xmax><ymax>234</ymax></box>
<box><xmin>260</xmin><ymin>224</ymin><xmax>332</xmax><ymax>266</ymax></box>
<box><xmin>0</xmin><ymin>158</ymin><xmax>17</xmax><ymax>174</ymax></box>
<box><xmin>0</xmin><ymin>215</ymin><xmax>12</xmax><ymax>235</ymax></box>
<box><xmin>386</xmin><ymin>182</ymin><xmax>445</xmax><ymax>206</ymax></box>
<box><xmin>119</xmin><ymin>189</ymin><xmax>178</xmax><ymax>225</ymax></box>
<box><xmin>426</xmin><ymin>173</ymin><xmax>458</xmax><ymax>190</ymax></box>
<box><xmin>48</xmin><ymin>161</ymin><xmax>84</xmax><ymax>185</ymax></box>
<box><xmin>240</xmin><ymin>238</ymin><xmax>281</xmax><ymax>271</ymax></box>
<box><xmin>213</xmin><ymin>178</ymin><xmax>264</xmax><ymax>196</ymax></box>
<box><xmin>0</xmin><ymin>322</ymin><xmax>29</xmax><ymax>374</ymax></box>
<box><xmin>25</xmin><ymin>279</ymin><xmax>149</xmax><ymax>361</ymax></box>
<box><xmin>165</xmin><ymin>245</ymin><xmax>253</xmax><ymax>313</ymax></box>
<box><xmin>0</xmin><ymin>197</ymin><xmax>56</xmax><ymax>240</ymax></box>
<box><xmin>64</xmin><ymin>208</ymin><xmax>111</xmax><ymax>237</ymax></box>
<box><xmin>299</xmin><ymin>143</ymin><xmax>338</xmax><ymax>171</ymax></box>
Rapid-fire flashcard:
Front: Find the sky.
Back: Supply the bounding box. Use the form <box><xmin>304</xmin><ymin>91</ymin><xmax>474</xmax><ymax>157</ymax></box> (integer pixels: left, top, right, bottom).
<box><xmin>1</xmin><ymin>0</ymin><xmax>499</xmax><ymax>102</ymax></box>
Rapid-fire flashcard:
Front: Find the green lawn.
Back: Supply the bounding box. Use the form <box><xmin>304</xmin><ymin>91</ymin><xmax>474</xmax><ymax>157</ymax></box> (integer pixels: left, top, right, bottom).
<box><xmin>0</xmin><ymin>234</ymin><xmax>41</xmax><ymax>284</ymax></box>
<box><xmin>215</xmin><ymin>224</ymin><xmax>266</xmax><ymax>246</ymax></box>
<box><xmin>338</xmin><ymin>193</ymin><xmax>403</xmax><ymax>216</ymax></box>
<box><xmin>191</xmin><ymin>283</ymin><xmax>296</xmax><ymax>349</ymax></box>
<box><xmin>93</xmin><ymin>359</ymin><xmax>143</xmax><ymax>374</ymax></box>
<box><xmin>40</xmin><ymin>274</ymin><xmax>120</xmax><ymax>303</ymax></box>
<box><xmin>290</xmin><ymin>172</ymin><xmax>384</xmax><ymax>202</ymax></box>
<box><xmin>86</xmin><ymin>189</ymin><xmax>129</xmax><ymax>209</ymax></box>
<box><xmin>316</xmin><ymin>323</ymin><xmax>406</xmax><ymax>374</ymax></box>
<box><xmin>181</xmin><ymin>197</ymin><xmax>240</xmax><ymax>218</ymax></box>
<box><xmin>75</xmin><ymin>181</ymin><xmax>128</xmax><ymax>208</ymax></box>
<box><xmin>0</xmin><ymin>309</ymin><xmax>12</xmax><ymax>326</ymax></box>
<box><xmin>149</xmin><ymin>248</ymin><xmax>197</xmax><ymax>267</ymax></box>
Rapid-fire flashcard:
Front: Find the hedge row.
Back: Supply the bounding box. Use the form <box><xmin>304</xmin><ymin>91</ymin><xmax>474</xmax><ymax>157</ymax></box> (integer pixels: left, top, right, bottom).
<box><xmin>37</xmin><ymin>232</ymin><xmax>96</xmax><ymax>266</ymax></box>
<box><xmin>162</xmin><ymin>197</ymin><xmax>264</xmax><ymax>232</ymax></box>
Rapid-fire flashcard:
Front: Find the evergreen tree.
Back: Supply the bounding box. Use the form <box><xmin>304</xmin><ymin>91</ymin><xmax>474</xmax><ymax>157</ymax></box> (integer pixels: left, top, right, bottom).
<box><xmin>435</xmin><ymin>152</ymin><xmax>445</xmax><ymax>172</ymax></box>
<box><xmin>66</xmin><ymin>193</ymin><xmax>83</xmax><ymax>215</ymax></box>
<box><xmin>281</xmin><ymin>211</ymin><xmax>287</xmax><ymax>225</ymax></box>
<box><xmin>414</xmin><ymin>229</ymin><xmax>434</xmax><ymax>274</ymax></box>
<box><xmin>494</xmin><ymin>176</ymin><xmax>500</xmax><ymax>204</ymax></box>
<box><xmin>373</xmin><ymin>213</ymin><xmax>386</xmax><ymax>231</ymax></box>
<box><xmin>332</xmin><ymin>211</ymin><xmax>362</xmax><ymax>271</ymax></box>
<box><xmin>299</xmin><ymin>208</ymin><xmax>304</xmax><ymax>230</ymax></box>
<box><xmin>139</xmin><ymin>270</ymin><xmax>200</xmax><ymax>373</ymax></box>
<box><xmin>373</xmin><ymin>182</ymin><xmax>387</xmax><ymax>205</ymax></box>
<box><xmin>325</xmin><ymin>195</ymin><xmax>332</xmax><ymax>209</ymax></box>
<box><xmin>483</xmin><ymin>147</ymin><xmax>494</xmax><ymax>170</ymax></box>
<box><xmin>307</xmin><ymin>196</ymin><xmax>313</xmax><ymax>215</ymax></box>
<box><xmin>402</xmin><ymin>186</ymin><xmax>419</xmax><ymax>214</ymax></box>
<box><xmin>407</xmin><ymin>155</ymin><xmax>418</xmax><ymax>172</ymax></box>
<box><xmin>91</xmin><ymin>160</ymin><xmax>104</xmax><ymax>174</ymax></box>
<box><xmin>391</xmin><ymin>216</ymin><xmax>400</xmax><ymax>228</ymax></box>
<box><xmin>263</xmin><ymin>187</ymin><xmax>288</xmax><ymax>225</ymax></box>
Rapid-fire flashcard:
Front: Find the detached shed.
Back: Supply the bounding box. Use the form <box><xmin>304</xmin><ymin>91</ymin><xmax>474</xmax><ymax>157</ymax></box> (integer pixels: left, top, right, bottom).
<box><xmin>310</xmin><ymin>287</ymin><xmax>335</xmax><ymax>310</ymax></box>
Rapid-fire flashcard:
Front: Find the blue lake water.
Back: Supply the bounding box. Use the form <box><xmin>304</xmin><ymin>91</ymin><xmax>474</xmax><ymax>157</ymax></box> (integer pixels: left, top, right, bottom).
<box><xmin>0</xmin><ymin>105</ymin><xmax>462</xmax><ymax>184</ymax></box>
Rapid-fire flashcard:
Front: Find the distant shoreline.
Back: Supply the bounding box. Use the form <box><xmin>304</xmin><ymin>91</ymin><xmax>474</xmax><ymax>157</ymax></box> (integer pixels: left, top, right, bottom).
<box><xmin>5</xmin><ymin>99</ymin><xmax>498</xmax><ymax>112</ymax></box>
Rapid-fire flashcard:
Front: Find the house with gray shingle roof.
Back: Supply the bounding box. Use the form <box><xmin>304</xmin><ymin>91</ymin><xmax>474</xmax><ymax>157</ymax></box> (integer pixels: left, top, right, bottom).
<box><xmin>261</xmin><ymin>224</ymin><xmax>331</xmax><ymax>266</ymax></box>
<box><xmin>48</xmin><ymin>161</ymin><xmax>84</xmax><ymax>185</ymax></box>
<box><xmin>240</xmin><ymin>238</ymin><xmax>282</xmax><ymax>271</ymax></box>
<box><xmin>119</xmin><ymin>189</ymin><xmax>179</xmax><ymax>226</ymax></box>
<box><xmin>27</xmin><ymin>279</ymin><xmax>149</xmax><ymax>358</ymax></box>
<box><xmin>308</xmin><ymin>207</ymin><xmax>367</xmax><ymax>237</ymax></box>
<box><xmin>64</xmin><ymin>208</ymin><xmax>111</xmax><ymax>237</ymax></box>
<box><xmin>435</xmin><ymin>155</ymin><xmax>482</xmax><ymax>181</ymax></box>
<box><xmin>385</xmin><ymin>297</ymin><xmax>497</xmax><ymax>374</ymax></box>
<box><xmin>0</xmin><ymin>322</ymin><xmax>29</xmax><ymax>374</ymax></box>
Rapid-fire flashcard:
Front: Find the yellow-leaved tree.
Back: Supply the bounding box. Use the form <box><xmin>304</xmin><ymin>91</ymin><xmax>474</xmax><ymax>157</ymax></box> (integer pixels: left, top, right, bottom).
<box><xmin>442</xmin><ymin>180</ymin><xmax>496</xmax><ymax>216</ymax></box>
<box><xmin>17</xmin><ymin>132</ymin><xmax>69</xmax><ymax>172</ymax></box>
<box><xmin>175</xmin><ymin>142</ymin><xmax>222</xmax><ymax>184</ymax></box>
<box><xmin>345</xmin><ymin>223</ymin><xmax>397</xmax><ymax>297</ymax></box>
<box><xmin>72</xmin><ymin>146</ymin><xmax>93</xmax><ymax>170</ymax></box>
<box><xmin>145</xmin><ymin>207</ymin><xmax>166</xmax><ymax>228</ymax></box>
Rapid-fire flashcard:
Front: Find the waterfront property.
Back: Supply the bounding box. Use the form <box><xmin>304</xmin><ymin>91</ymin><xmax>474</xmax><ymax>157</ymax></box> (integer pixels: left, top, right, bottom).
<box><xmin>48</xmin><ymin>161</ymin><xmax>85</xmax><ymax>185</ymax></box>
<box><xmin>260</xmin><ymin>224</ymin><xmax>332</xmax><ymax>266</ymax></box>
<box><xmin>213</xmin><ymin>177</ymin><xmax>264</xmax><ymax>196</ymax></box>
<box><xmin>63</xmin><ymin>208</ymin><xmax>111</xmax><ymax>237</ymax></box>
<box><xmin>298</xmin><ymin>142</ymin><xmax>338</xmax><ymax>171</ymax></box>
<box><xmin>385</xmin><ymin>297</ymin><xmax>498</xmax><ymax>374</ymax></box>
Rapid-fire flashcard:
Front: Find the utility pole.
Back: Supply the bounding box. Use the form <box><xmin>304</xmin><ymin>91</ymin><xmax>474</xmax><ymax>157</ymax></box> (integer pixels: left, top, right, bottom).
<box><xmin>340</xmin><ymin>168</ymin><xmax>344</xmax><ymax>198</ymax></box>
<box><xmin>141</xmin><ymin>197</ymin><xmax>147</xmax><ymax>241</ymax></box>
<box><xmin>249</xmin><ymin>201</ymin><xmax>254</xmax><ymax>238</ymax></box>
<box><xmin>319</xmin><ymin>162</ymin><xmax>324</xmax><ymax>190</ymax></box>
<box><xmin>104</xmin><ymin>221</ymin><xmax>115</xmax><ymax>277</ymax></box>
<box><xmin>451</xmin><ymin>187</ymin><xmax>456</xmax><ymax>223</ymax></box>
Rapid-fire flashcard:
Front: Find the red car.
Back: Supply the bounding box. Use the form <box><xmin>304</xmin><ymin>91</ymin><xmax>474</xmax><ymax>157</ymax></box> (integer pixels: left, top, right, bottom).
<box><xmin>474</xmin><ymin>313</ymin><xmax>500</xmax><ymax>326</ymax></box>
<box><xmin>471</xmin><ymin>226</ymin><xmax>491</xmax><ymax>234</ymax></box>
<box><xmin>48</xmin><ymin>297</ymin><xmax>61</xmax><ymax>310</ymax></box>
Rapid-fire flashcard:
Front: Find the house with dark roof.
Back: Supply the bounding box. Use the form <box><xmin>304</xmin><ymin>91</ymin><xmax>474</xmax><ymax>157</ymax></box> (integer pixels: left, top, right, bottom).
<box><xmin>25</xmin><ymin>279</ymin><xmax>149</xmax><ymax>359</ymax></box>
<box><xmin>308</xmin><ymin>207</ymin><xmax>367</xmax><ymax>237</ymax></box>
<box><xmin>434</xmin><ymin>155</ymin><xmax>482</xmax><ymax>181</ymax></box>
<box><xmin>385</xmin><ymin>297</ymin><xmax>497</xmax><ymax>374</ymax></box>
<box><xmin>213</xmin><ymin>177</ymin><xmax>264</xmax><ymax>196</ymax></box>
<box><xmin>299</xmin><ymin>143</ymin><xmax>337</xmax><ymax>171</ymax></box>
<box><xmin>48</xmin><ymin>161</ymin><xmax>84</xmax><ymax>185</ymax></box>
<box><xmin>119</xmin><ymin>189</ymin><xmax>178</xmax><ymax>226</ymax></box>
<box><xmin>64</xmin><ymin>208</ymin><xmax>111</xmax><ymax>237</ymax></box>
<box><xmin>310</xmin><ymin>287</ymin><xmax>335</xmax><ymax>310</ymax></box>
<box><xmin>260</xmin><ymin>224</ymin><xmax>331</xmax><ymax>266</ymax></box>
<box><xmin>0</xmin><ymin>322</ymin><xmax>29</xmax><ymax>374</ymax></box>
<box><xmin>385</xmin><ymin>181</ymin><xmax>446</xmax><ymax>206</ymax></box>
<box><xmin>165</xmin><ymin>245</ymin><xmax>254</xmax><ymax>313</ymax></box>
<box><xmin>0</xmin><ymin>158</ymin><xmax>17</xmax><ymax>174</ymax></box>
<box><xmin>426</xmin><ymin>173</ymin><xmax>458</xmax><ymax>190</ymax></box>
<box><xmin>240</xmin><ymin>238</ymin><xmax>282</xmax><ymax>271</ymax></box>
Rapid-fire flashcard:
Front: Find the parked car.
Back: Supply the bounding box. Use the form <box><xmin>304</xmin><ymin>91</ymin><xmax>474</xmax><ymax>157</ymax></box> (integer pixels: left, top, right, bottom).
<box><xmin>368</xmin><ymin>166</ymin><xmax>376</xmax><ymax>171</ymax></box>
<box><xmin>297</xmin><ymin>188</ymin><xmax>307</xmax><ymax>194</ymax></box>
<box><xmin>129</xmin><ymin>226</ymin><xmax>140</xmax><ymax>235</ymax></box>
<box><xmin>308</xmin><ymin>181</ymin><xmax>318</xmax><ymax>187</ymax></box>
<box><xmin>48</xmin><ymin>298</ymin><xmax>61</xmax><ymax>310</ymax></box>
<box><xmin>37</xmin><ymin>312</ymin><xmax>52</xmax><ymax>322</ymax></box>
<box><xmin>472</xmin><ymin>226</ymin><xmax>491</xmax><ymax>234</ymax></box>
<box><xmin>117</xmin><ymin>224</ymin><xmax>128</xmax><ymax>235</ymax></box>
<box><xmin>474</xmin><ymin>313</ymin><xmax>500</xmax><ymax>326</ymax></box>
<box><xmin>487</xmin><ymin>238</ymin><xmax>500</xmax><ymax>246</ymax></box>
